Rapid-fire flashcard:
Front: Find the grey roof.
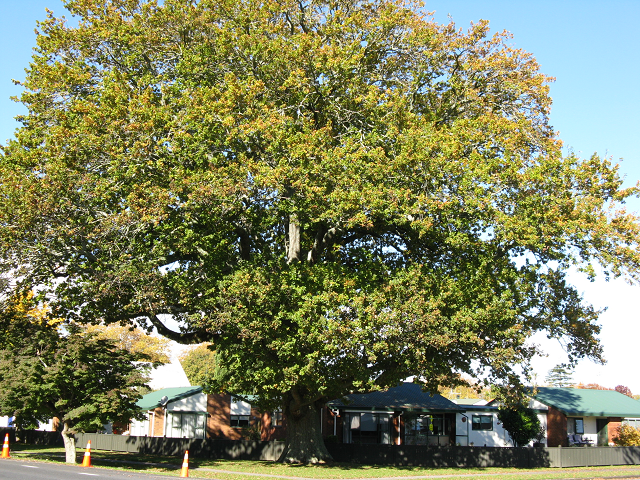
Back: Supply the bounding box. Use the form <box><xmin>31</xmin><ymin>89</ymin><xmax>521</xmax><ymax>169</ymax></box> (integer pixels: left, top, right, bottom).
<box><xmin>329</xmin><ymin>382</ymin><xmax>461</xmax><ymax>412</ymax></box>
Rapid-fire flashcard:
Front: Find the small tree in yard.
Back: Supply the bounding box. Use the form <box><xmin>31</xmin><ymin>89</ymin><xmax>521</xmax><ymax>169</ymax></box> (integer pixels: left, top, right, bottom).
<box><xmin>498</xmin><ymin>404</ymin><xmax>541</xmax><ymax>447</ymax></box>
<box><xmin>613</xmin><ymin>424</ymin><xmax>640</xmax><ymax>446</ymax></box>
<box><xmin>0</xmin><ymin>294</ymin><xmax>150</xmax><ymax>463</ymax></box>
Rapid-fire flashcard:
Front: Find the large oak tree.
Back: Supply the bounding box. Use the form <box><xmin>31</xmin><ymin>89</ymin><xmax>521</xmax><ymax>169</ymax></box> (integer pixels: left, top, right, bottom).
<box><xmin>1</xmin><ymin>0</ymin><xmax>639</xmax><ymax>462</ymax></box>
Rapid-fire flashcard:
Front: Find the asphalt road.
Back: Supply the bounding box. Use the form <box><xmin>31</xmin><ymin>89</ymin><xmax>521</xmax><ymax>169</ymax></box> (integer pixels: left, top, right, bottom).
<box><xmin>0</xmin><ymin>459</ymin><xmax>197</xmax><ymax>480</ymax></box>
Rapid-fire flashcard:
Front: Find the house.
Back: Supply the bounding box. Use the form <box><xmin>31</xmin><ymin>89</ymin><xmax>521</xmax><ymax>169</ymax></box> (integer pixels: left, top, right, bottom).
<box><xmin>326</xmin><ymin>382</ymin><xmax>462</xmax><ymax>446</ymax></box>
<box><xmin>325</xmin><ymin>383</ymin><xmax>547</xmax><ymax>447</ymax></box>
<box><xmin>130</xmin><ymin>386</ymin><xmax>284</xmax><ymax>441</ymax></box>
<box><xmin>455</xmin><ymin>405</ymin><xmax>509</xmax><ymax>447</ymax></box>
<box><xmin>530</xmin><ymin>387</ymin><xmax>640</xmax><ymax>447</ymax></box>
<box><xmin>453</xmin><ymin>403</ymin><xmax>547</xmax><ymax>447</ymax></box>
<box><xmin>129</xmin><ymin>383</ymin><xmax>640</xmax><ymax>448</ymax></box>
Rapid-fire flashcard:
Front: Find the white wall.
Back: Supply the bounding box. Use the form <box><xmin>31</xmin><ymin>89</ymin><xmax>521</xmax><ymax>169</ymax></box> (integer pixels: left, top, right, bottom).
<box><xmin>130</xmin><ymin>416</ymin><xmax>150</xmax><ymax>436</ymax></box>
<box><xmin>167</xmin><ymin>392</ymin><xmax>207</xmax><ymax>412</ymax></box>
<box><xmin>536</xmin><ymin>413</ymin><xmax>548</xmax><ymax>446</ymax></box>
<box><xmin>455</xmin><ymin>413</ymin><xmax>470</xmax><ymax>445</ymax></box>
<box><xmin>0</xmin><ymin>416</ymin><xmax>12</xmax><ymax>428</ymax></box>
<box><xmin>36</xmin><ymin>419</ymin><xmax>55</xmax><ymax>432</ymax></box>
<box><xmin>472</xmin><ymin>413</ymin><xmax>509</xmax><ymax>447</ymax></box>
<box><xmin>528</xmin><ymin>399</ymin><xmax>549</xmax><ymax>410</ymax></box>
<box><xmin>230</xmin><ymin>397</ymin><xmax>251</xmax><ymax>415</ymax></box>
<box><xmin>568</xmin><ymin>416</ymin><xmax>598</xmax><ymax>444</ymax></box>
<box><xmin>456</xmin><ymin>411</ymin><xmax>548</xmax><ymax>447</ymax></box>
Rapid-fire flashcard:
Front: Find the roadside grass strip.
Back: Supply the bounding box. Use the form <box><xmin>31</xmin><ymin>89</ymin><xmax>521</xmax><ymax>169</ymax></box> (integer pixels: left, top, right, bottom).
<box><xmin>8</xmin><ymin>447</ymin><xmax>640</xmax><ymax>480</ymax></box>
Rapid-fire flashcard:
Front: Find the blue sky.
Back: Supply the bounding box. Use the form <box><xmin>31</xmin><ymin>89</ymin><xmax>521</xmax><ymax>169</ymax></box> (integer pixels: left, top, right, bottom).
<box><xmin>1</xmin><ymin>1</ymin><xmax>639</xmax><ymax>391</ymax></box>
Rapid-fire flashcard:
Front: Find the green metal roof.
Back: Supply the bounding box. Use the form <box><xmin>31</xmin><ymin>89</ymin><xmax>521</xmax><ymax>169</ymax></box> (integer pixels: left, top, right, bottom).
<box><xmin>532</xmin><ymin>387</ymin><xmax>640</xmax><ymax>418</ymax></box>
<box><xmin>136</xmin><ymin>386</ymin><xmax>203</xmax><ymax>411</ymax></box>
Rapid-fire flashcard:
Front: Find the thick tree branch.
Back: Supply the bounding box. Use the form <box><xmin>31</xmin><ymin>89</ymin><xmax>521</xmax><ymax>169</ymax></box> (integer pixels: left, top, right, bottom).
<box><xmin>287</xmin><ymin>214</ymin><xmax>301</xmax><ymax>264</ymax></box>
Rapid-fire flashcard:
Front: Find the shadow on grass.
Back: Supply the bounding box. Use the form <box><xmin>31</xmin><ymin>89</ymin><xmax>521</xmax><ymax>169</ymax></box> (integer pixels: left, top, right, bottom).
<box><xmin>11</xmin><ymin>448</ymin><xmax>513</xmax><ymax>477</ymax></box>
<box><xmin>10</xmin><ymin>443</ymin><xmax>64</xmax><ymax>452</ymax></box>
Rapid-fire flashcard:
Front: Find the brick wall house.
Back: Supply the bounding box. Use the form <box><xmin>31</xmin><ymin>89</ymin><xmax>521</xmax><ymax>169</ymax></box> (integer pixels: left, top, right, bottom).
<box><xmin>531</xmin><ymin>387</ymin><xmax>640</xmax><ymax>447</ymax></box>
<box><xmin>131</xmin><ymin>387</ymin><xmax>284</xmax><ymax>441</ymax></box>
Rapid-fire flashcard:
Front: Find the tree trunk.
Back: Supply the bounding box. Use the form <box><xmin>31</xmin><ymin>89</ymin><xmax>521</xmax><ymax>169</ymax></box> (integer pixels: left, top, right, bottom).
<box><xmin>61</xmin><ymin>421</ymin><xmax>77</xmax><ymax>464</ymax></box>
<box><xmin>278</xmin><ymin>405</ymin><xmax>332</xmax><ymax>464</ymax></box>
<box><xmin>287</xmin><ymin>218</ymin><xmax>301</xmax><ymax>264</ymax></box>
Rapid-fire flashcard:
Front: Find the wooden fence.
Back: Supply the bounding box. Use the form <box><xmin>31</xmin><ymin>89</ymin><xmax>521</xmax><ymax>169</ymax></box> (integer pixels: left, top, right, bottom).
<box><xmin>6</xmin><ymin>429</ymin><xmax>640</xmax><ymax>468</ymax></box>
<box><xmin>75</xmin><ymin>433</ymin><xmax>285</xmax><ymax>461</ymax></box>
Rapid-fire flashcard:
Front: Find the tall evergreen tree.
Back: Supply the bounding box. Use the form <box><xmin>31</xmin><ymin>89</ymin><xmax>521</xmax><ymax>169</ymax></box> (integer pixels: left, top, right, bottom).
<box><xmin>545</xmin><ymin>364</ymin><xmax>574</xmax><ymax>387</ymax></box>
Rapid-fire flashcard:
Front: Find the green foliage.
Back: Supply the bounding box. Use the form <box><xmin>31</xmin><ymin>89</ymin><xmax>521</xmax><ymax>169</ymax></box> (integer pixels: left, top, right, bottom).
<box><xmin>438</xmin><ymin>379</ymin><xmax>492</xmax><ymax>400</ymax></box>
<box><xmin>179</xmin><ymin>343</ymin><xmax>222</xmax><ymax>387</ymax></box>
<box><xmin>0</xmin><ymin>322</ymin><xmax>150</xmax><ymax>432</ymax></box>
<box><xmin>497</xmin><ymin>404</ymin><xmax>542</xmax><ymax>447</ymax></box>
<box><xmin>533</xmin><ymin>424</ymin><xmax>547</xmax><ymax>444</ymax></box>
<box><xmin>545</xmin><ymin>364</ymin><xmax>574</xmax><ymax>388</ymax></box>
<box><xmin>242</xmin><ymin>423</ymin><xmax>263</xmax><ymax>442</ymax></box>
<box><xmin>1</xmin><ymin>0</ymin><xmax>640</xmax><ymax>461</ymax></box>
<box><xmin>0</xmin><ymin>293</ymin><xmax>151</xmax><ymax>461</ymax></box>
<box><xmin>613</xmin><ymin>424</ymin><xmax>640</xmax><ymax>446</ymax></box>
<box><xmin>87</xmin><ymin>324</ymin><xmax>171</xmax><ymax>366</ymax></box>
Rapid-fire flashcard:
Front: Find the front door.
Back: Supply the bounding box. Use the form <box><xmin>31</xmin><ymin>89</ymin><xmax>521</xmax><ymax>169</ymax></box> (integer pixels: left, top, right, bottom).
<box><xmin>596</xmin><ymin>419</ymin><xmax>609</xmax><ymax>446</ymax></box>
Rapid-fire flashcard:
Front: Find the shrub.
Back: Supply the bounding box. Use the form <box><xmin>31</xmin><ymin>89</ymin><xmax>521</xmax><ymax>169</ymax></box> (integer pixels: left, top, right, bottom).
<box><xmin>497</xmin><ymin>405</ymin><xmax>541</xmax><ymax>447</ymax></box>
<box><xmin>613</xmin><ymin>424</ymin><xmax>640</xmax><ymax>446</ymax></box>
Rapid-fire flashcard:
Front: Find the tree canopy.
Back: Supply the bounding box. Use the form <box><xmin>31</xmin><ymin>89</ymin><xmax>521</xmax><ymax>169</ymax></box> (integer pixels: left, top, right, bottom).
<box><xmin>86</xmin><ymin>324</ymin><xmax>171</xmax><ymax>366</ymax></box>
<box><xmin>179</xmin><ymin>343</ymin><xmax>222</xmax><ymax>387</ymax></box>
<box><xmin>1</xmin><ymin>0</ymin><xmax>639</xmax><ymax>462</ymax></box>
<box><xmin>0</xmin><ymin>293</ymin><xmax>150</xmax><ymax>463</ymax></box>
<box><xmin>615</xmin><ymin>385</ymin><xmax>633</xmax><ymax>398</ymax></box>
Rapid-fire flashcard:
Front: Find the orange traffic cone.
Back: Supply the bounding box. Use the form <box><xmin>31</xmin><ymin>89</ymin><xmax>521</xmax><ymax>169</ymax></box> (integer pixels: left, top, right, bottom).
<box><xmin>1</xmin><ymin>433</ymin><xmax>9</xmax><ymax>458</ymax></box>
<box><xmin>81</xmin><ymin>440</ymin><xmax>92</xmax><ymax>467</ymax></box>
<box><xmin>180</xmin><ymin>450</ymin><xmax>189</xmax><ymax>478</ymax></box>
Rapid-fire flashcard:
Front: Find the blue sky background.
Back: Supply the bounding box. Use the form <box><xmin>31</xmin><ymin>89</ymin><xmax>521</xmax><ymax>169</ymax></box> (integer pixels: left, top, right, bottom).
<box><xmin>1</xmin><ymin>1</ymin><xmax>639</xmax><ymax>391</ymax></box>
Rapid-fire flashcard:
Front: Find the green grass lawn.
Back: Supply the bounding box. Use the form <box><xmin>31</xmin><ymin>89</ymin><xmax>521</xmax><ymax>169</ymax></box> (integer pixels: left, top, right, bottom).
<box><xmin>7</xmin><ymin>445</ymin><xmax>640</xmax><ymax>480</ymax></box>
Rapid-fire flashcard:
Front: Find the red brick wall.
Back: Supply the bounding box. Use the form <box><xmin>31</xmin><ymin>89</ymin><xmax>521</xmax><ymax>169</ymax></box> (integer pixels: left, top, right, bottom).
<box><xmin>393</xmin><ymin>413</ymin><xmax>401</xmax><ymax>445</ymax></box>
<box><xmin>546</xmin><ymin>406</ymin><xmax>567</xmax><ymax>447</ymax></box>
<box><xmin>151</xmin><ymin>407</ymin><xmax>165</xmax><ymax>436</ymax></box>
<box><xmin>257</xmin><ymin>409</ymin><xmax>286</xmax><ymax>441</ymax></box>
<box><xmin>207</xmin><ymin>393</ymin><xmax>243</xmax><ymax>439</ymax></box>
<box><xmin>608</xmin><ymin>417</ymin><xmax>622</xmax><ymax>444</ymax></box>
<box><xmin>206</xmin><ymin>393</ymin><xmax>286</xmax><ymax>441</ymax></box>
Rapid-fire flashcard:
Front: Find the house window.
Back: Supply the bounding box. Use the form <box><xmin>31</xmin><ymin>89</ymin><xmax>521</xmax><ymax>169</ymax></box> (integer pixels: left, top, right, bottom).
<box><xmin>472</xmin><ymin>415</ymin><xmax>493</xmax><ymax>431</ymax></box>
<box><xmin>230</xmin><ymin>396</ymin><xmax>251</xmax><ymax>428</ymax></box>
<box><xmin>573</xmin><ymin>418</ymin><xmax>584</xmax><ymax>435</ymax></box>
<box><xmin>167</xmin><ymin>413</ymin><xmax>206</xmax><ymax>438</ymax></box>
<box><xmin>625</xmin><ymin>418</ymin><xmax>640</xmax><ymax>429</ymax></box>
<box><xmin>272</xmin><ymin>411</ymin><xmax>283</xmax><ymax>427</ymax></box>
<box><xmin>343</xmin><ymin>412</ymin><xmax>392</xmax><ymax>444</ymax></box>
<box><xmin>230</xmin><ymin>415</ymin><xmax>250</xmax><ymax>428</ymax></box>
<box><xmin>404</xmin><ymin>414</ymin><xmax>451</xmax><ymax>445</ymax></box>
